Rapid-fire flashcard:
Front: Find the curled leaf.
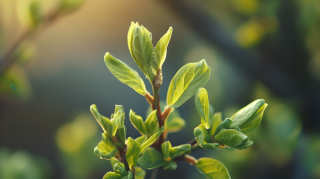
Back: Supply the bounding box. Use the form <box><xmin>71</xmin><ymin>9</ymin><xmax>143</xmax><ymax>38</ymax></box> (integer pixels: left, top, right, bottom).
<box><xmin>129</xmin><ymin>110</ymin><xmax>147</xmax><ymax>135</ymax></box>
<box><xmin>195</xmin><ymin>88</ymin><xmax>210</xmax><ymax>129</ymax></box>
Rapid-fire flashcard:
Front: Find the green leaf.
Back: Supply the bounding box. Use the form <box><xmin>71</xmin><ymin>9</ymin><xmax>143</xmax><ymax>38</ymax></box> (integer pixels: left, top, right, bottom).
<box><xmin>208</xmin><ymin>112</ymin><xmax>222</xmax><ymax>136</ymax></box>
<box><xmin>116</xmin><ymin>126</ymin><xmax>127</xmax><ymax>145</ymax></box>
<box><xmin>114</xmin><ymin>163</ymin><xmax>128</xmax><ymax>176</ymax></box>
<box><xmin>161</xmin><ymin>141</ymin><xmax>172</xmax><ymax>161</ymax></box>
<box><xmin>167</xmin><ymin>59</ymin><xmax>210</xmax><ymax>108</ymax></box>
<box><xmin>113</xmin><ymin>105</ymin><xmax>125</xmax><ymax>128</ymax></box>
<box><xmin>165</xmin><ymin>113</ymin><xmax>186</xmax><ymax>133</ymax></box>
<box><xmin>164</xmin><ymin>161</ymin><xmax>177</xmax><ymax>170</ymax></box>
<box><xmin>213</xmin><ymin>118</ymin><xmax>233</xmax><ymax>136</ymax></box>
<box><xmin>135</xmin><ymin>135</ymin><xmax>147</xmax><ymax>145</ymax></box>
<box><xmin>94</xmin><ymin>135</ymin><xmax>118</xmax><ymax>160</ymax></box>
<box><xmin>140</xmin><ymin>126</ymin><xmax>165</xmax><ymax>153</ymax></box>
<box><xmin>17</xmin><ymin>0</ymin><xmax>42</xmax><ymax>29</ymax></box>
<box><xmin>170</xmin><ymin>144</ymin><xmax>191</xmax><ymax>159</ymax></box>
<box><xmin>214</xmin><ymin>129</ymin><xmax>248</xmax><ymax>148</ymax></box>
<box><xmin>195</xmin><ymin>88</ymin><xmax>210</xmax><ymax>129</ymax></box>
<box><xmin>145</xmin><ymin>110</ymin><xmax>159</xmax><ymax>136</ymax></box>
<box><xmin>126</xmin><ymin>137</ymin><xmax>141</xmax><ymax>168</ymax></box>
<box><xmin>152</xmin><ymin>27</ymin><xmax>173</xmax><ymax>70</ymax></box>
<box><xmin>235</xmin><ymin>140</ymin><xmax>253</xmax><ymax>150</ymax></box>
<box><xmin>90</xmin><ymin>104</ymin><xmax>115</xmax><ymax>136</ymax></box>
<box><xmin>103</xmin><ymin>172</ymin><xmax>122</xmax><ymax>179</ymax></box>
<box><xmin>129</xmin><ymin>110</ymin><xmax>147</xmax><ymax>135</ymax></box>
<box><xmin>194</xmin><ymin>124</ymin><xmax>220</xmax><ymax>150</ymax></box>
<box><xmin>196</xmin><ymin>158</ymin><xmax>230</xmax><ymax>179</ymax></box>
<box><xmin>138</xmin><ymin>148</ymin><xmax>166</xmax><ymax>170</ymax></box>
<box><xmin>127</xmin><ymin>22</ymin><xmax>155</xmax><ymax>82</ymax></box>
<box><xmin>135</xmin><ymin>167</ymin><xmax>146</xmax><ymax>179</ymax></box>
<box><xmin>111</xmin><ymin>158</ymin><xmax>121</xmax><ymax>171</ymax></box>
<box><xmin>104</xmin><ymin>52</ymin><xmax>147</xmax><ymax>95</ymax></box>
<box><xmin>59</xmin><ymin>0</ymin><xmax>85</xmax><ymax>11</ymax></box>
<box><xmin>229</xmin><ymin>99</ymin><xmax>266</xmax><ymax>133</ymax></box>
<box><xmin>237</xmin><ymin>103</ymin><xmax>268</xmax><ymax>134</ymax></box>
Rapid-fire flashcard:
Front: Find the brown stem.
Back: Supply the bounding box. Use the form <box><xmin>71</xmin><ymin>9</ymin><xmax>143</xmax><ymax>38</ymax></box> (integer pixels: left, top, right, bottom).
<box><xmin>174</xmin><ymin>155</ymin><xmax>197</xmax><ymax>165</ymax></box>
<box><xmin>144</xmin><ymin>93</ymin><xmax>154</xmax><ymax>109</ymax></box>
<box><xmin>150</xmin><ymin>168</ymin><xmax>158</xmax><ymax>179</ymax></box>
<box><xmin>130</xmin><ymin>166</ymin><xmax>136</xmax><ymax>179</ymax></box>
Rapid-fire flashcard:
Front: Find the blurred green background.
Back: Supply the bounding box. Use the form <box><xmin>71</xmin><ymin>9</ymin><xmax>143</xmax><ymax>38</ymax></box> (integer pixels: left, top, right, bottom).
<box><xmin>0</xmin><ymin>0</ymin><xmax>320</xmax><ymax>178</ymax></box>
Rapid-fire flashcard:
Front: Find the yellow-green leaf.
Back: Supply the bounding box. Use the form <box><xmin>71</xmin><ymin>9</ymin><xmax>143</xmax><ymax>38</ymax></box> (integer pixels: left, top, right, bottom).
<box><xmin>196</xmin><ymin>158</ymin><xmax>230</xmax><ymax>179</ymax></box>
<box><xmin>194</xmin><ymin>124</ymin><xmax>220</xmax><ymax>150</ymax></box>
<box><xmin>214</xmin><ymin>129</ymin><xmax>248</xmax><ymax>148</ymax></box>
<box><xmin>59</xmin><ymin>0</ymin><xmax>85</xmax><ymax>12</ymax></box>
<box><xmin>164</xmin><ymin>161</ymin><xmax>177</xmax><ymax>170</ymax></box>
<box><xmin>17</xmin><ymin>0</ymin><xmax>42</xmax><ymax>29</ymax></box>
<box><xmin>152</xmin><ymin>27</ymin><xmax>173</xmax><ymax>70</ymax></box>
<box><xmin>138</xmin><ymin>148</ymin><xmax>166</xmax><ymax>170</ymax></box>
<box><xmin>94</xmin><ymin>135</ymin><xmax>118</xmax><ymax>160</ymax></box>
<box><xmin>104</xmin><ymin>52</ymin><xmax>147</xmax><ymax>95</ymax></box>
<box><xmin>90</xmin><ymin>104</ymin><xmax>115</xmax><ymax>136</ymax></box>
<box><xmin>170</xmin><ymin>144</ymin><xmax>191</xmax><ymax>159</ymax></box>
<box><xmin>161</xmin><ymin>141</ymin><xmax>172</xmax><ymax>161</ymax></box>
<box><xmin>140</xmin><ymin>126</ymin><xmax>164</xmax><ymax>153</ymax></box>
<box><xmin>135</xmin><ymin>167</ymin><xmax>146</xmax><ymax>179</ymax></box>
<box><xmin>103</xmin><ymin>172</ymin><xmax>122</xmax><ymax>179</ymax></box>
<box><xmin>135</xmin><ymin>135</ymin><xmax>147</xmax><ymax>145</ymax></box>
<box><xmin>127</xmin><ymin>22</ymin><xmax>155</xmax><ymax>82</ymax></box>
<box><xmin>208</xmin><ymin>112</ymin><xmax>222</xmax><ymax>136</ymax></box>
<box><xmin>195</xmin><ymin>88</ymin><xmax>210</xmax><ymax>129</ymax></box>
<box><xmin>145</xmin><ymin>110</ymin><xmax>159</xmax><ymax>136</ymax></box>
<box><xmin>129</xmin><ymin>110</ymin><xmax>147</xmax><ymax>135</ymax></box>
<box><xmin>126</xmin><ymin>137</ymin><xmax>141</xmax><ymax>168</ymax></box>
<box><xmin>167</xmin><ymin>60</ymin><xmax>210</xmax><ymax>108</ymax></box>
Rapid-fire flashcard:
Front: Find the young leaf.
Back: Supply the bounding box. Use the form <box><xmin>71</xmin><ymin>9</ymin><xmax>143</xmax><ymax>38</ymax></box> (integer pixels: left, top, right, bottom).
<box><xmin>127</xmin><ymin>22</ymin><xmax>155</xmax><ymax>82</ymax></box>
<box><xmin>229</xmin><ymin>99</ymin><xmax>267</xmax><ymax>134</ymax></box>
<box><xmin>170</xmin><ymin>144</ymin><xmax>191</xmax><ymax>159</ymax></box>
<box><xmin>112</xmin><ymin>105</ymin><xmax>125</xmax><ymax>128</ymax></box>
<box><xmin>104</xmin><ymin>52</ymin><xmax>147</xmax><ymax>95</ymax></box>
<box><xmin>114</xmin><ymin>163</ymin><xmax>128</xmax><ymax>176</ymax></box>
<box><xmin>213</xmin><ymin>118</ymin><xmax>233</xmax><ymax>136</ymax></box>
<box><xmin>59</xmin><ymin>0</ymin><xmax>85</xmax><ymax>12</ymax></box>
<box><xmin>235</xmin><ymin>140</ymin><xmax>253</xmax><ymax>150</ymax></box>
<box><xmin>237</xmin><ymin>103</ymin><xmax>268</xmax><ymax>134</ymax></box>
<box><xmin>214</xmin><ymin>129</ymin><xmax>248</xmax><ymax>148</ymax></box>
<box><xmin>135</xmin><ymin>135</ymin><xmax>147</xmax><ymax>145</ymax></box>
<box><xmin>116</xmin><ymin>126</ymin><xmax>127</xmax><ymax>145</ymax></box>
<box><xmin>208</xmin><ymin>112</ymin><xmax>222</xmax><ymax>136</ymax></box>
<box><xmin>111</xmin><ymin>157</ymin><xmax>121</xmax><ymax>171</ymax></box>
<box><xmin>90</xmin><ymin>104</ymin><xmax>115</xmax><ymax>136</ymax></box>
<box><xmin>103</xmin><ymin>172</ymin><xmax>122</xmax><ymax>179</ymax></box>
<box><xmin>17</xmin><ymin>0</ymin><xmax>42</xmax><ymax>29</ymax></box>
<box><xmin>194</xmin><ymin>124</ymin><xmax>220</xmax><ymax>150</ymax></box>
<box><xmin>138</xmin><ymin>148</ymin><xmax>166</xmax><ymax>169</ymax></box>
<box><xmin>129</xmin><ymin>110</ymin><xmax>147</xmax><ymax>135</ymax></box>
<box><xmin>135</xmin><ymin>167</ymin><xmax>146</xmax><ymax>179</ymax></box>
<box><xmin>195</xmin><ymin>88</ymin><xmax>210</xmax><ymax>129</ymax></box>
<box><xmin>167</xmin><ymin>59</ymin><xmax>210</xmax><ymax>108</ymax></box>
<box><xmin>165</xmin><ymin>114</ymin><xmax>186</xmax><ymax>133</ymax></box>
<box><xmin>196</xmin><ymin>158</ymin><xmax>230</xmax><ymax>179</ymax></box>
<box><xmin>94</xmin><ymin>135</ymin><xmax>118</xmax><ymax>160</ymax></box>
<box><xmin>145</xmin><ymin>110</ymin><xmax>159</xmax><ymax>136</ymax></box>
<box><xmin>140</xmin><ymin>126</ymin><xmax>165</xmax><ymax>153</ymax></box>
<box><xmin>164</xmin><ymin>161</ymin><xmax>177</xmax><ymax>170</ymax></box>
<box><xmin>161</xmin><ymin>141</ymin><xmax>172</xmax><ymax>161</ymax></box>
<box><xmin>152</xmin><ymin>27</ymin><xmax>173</xmax><ymax>70</ymax></box>
<box><xmin>126</xmin><ymin>137</ymin><xmax>141</xmax><ymax>168</ymax></box>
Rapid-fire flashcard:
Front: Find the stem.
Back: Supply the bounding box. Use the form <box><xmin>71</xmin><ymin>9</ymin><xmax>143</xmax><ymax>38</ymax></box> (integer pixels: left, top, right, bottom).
<box><xmin>174</xmin><ymin>155</ymin><xmax>197</xmax><ymax>165</ymax></box>
<box><xmin>152</xmin><ymin>87</ymin><xmax>163</xmax><ymax>150</ymax></box>
<box><xmin>191</xmin><ymin>143</ymin><xmax>201</xmax><ymax>152</ymax></box>
<box><xmin>150</xmin><ymin>168</ymin><xmax>158</xmax><ymax>179</ymax></box>
<box><xmin>130</xmin><ymin>166</ymin><xmax>136</xmax><ymax>179</ymax></box>
<box><xmin>144</xmin><ymin>93</ymin><xmax>154</xmax><ymax>108</ymax></box>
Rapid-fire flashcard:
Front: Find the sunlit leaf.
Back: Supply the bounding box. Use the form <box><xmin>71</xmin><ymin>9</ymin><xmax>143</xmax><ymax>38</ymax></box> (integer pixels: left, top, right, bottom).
<box><xmin>129</xmin><ymin>110</ymin><xmax>147</xmax><ymax>135</ymax></box>
<box><xmin>152</xmin><ymin>27</ymin><xmax>173</xmax><ymax>70</ymax></box>
<box><xmin>90</xmin><ymin>104</ymin><xmax>116</xmax><ymax>136</ymax></box>
<box><xmin>194</xmin><ymin>124</ymin><xmax>220</xmax><ymax>150</ymax></box>
<box><xmin>112</xmin><ymin>105</ymin><xmax>125</xmax><ymax>128</ymax></box>
<box><xmin>145</xmin><ymin>110</ymin><xmax>159</xmax><ymax>136</ymax></box>
<box><xmin>110</xmin><ymin>157</ymin><xmax>121</xmax><ymax>171</ymax></box>
<box><xmin>114</xmin><ymin>163</ymin><xmax>128</xmax><ymax>176</ymax></box>
<box><xmin>116</xmin><ymin>126</ymin><xmax>127</xmax><ymax>145</ymax></box>
<box><xmin>138</xmin><ymin>148</ymin><xmax>166</xmax><ymax>170</ymax></box>
<box><xmin>127</xmin><ymin>22</ymin><xmax>155</xmax><ymax>82</ymax></box>
<box><xmin>126</xmin><ymin>137</ymin><xmax>141</xmax><ymax>168</ymax></box>
<box><xmin>170</xmin><ymin>144</ymin><xmax>191</xmax><ymax>159</ymax></box>
<box><xmin>209</xmin><ymin>112</ymin><xmax>222</xmax><ymax>136</ymax></box>
<box><xmin>164</xmin><ymin>161</ymin><xmax>177</xmax><ymax>170</ymax></box>
<box><xmin>167</xmin><ymin>60</ymin><xmax>210</xmax><ymax>108</ymax></box>
<box><xmin>94</xmin><ymin>135</ymin><xmax>118</xmax><ymax>160</ymax></box>
<box><xmin>195</xmin><ymin>88</ymin><xmax>210</xmax><ymax>129</ymax></box>
<box><xmin>214</xmin><ymin>129</ymin><xmax>248</xmax><ymax>149</ymax></box>
<box><xmin>140</xmin><ymin>126</ymin><xmax>164</xmax><ymax>153</ymax></box>
<box><xmin>161</xmin><ymin>141</ymin><xmax>172</xmax><ymax>161</ymax></box>
<box><xmin>135</xmin><ymin>135</ymin><xmax>147</xmax><ymax>146</ymax></box>
<box><xmin>104</xmin><ymin>52</ymin><xmax>147</xmax><ymax>95</ymax></box>
<box><xmin>103</xmin><ymin>172</ymin><xmax>122</xmax><ymax>179</ymax></box>
<box><xmin>17</xmin><ymin>0</ymin><xmax>42</xmax><ymax>29</ymax></box>
<box><xmin>165</xmin><ymin>112</ymin><xmax>185</xmax><ymax>133</ymax></box>
<box><xmin>59</xmin><ymin>0</ymin><xmax>85</xmax><ymax>12</ymax></box>
<box><xmin>196</xmin><ymin>158</ymin><xmax>230</xmax><ymax>179</ymax></box>
<box><xmin>135</xmin><ymin>167</ymin><xmax>146</xmax><ymax>179</ymax></box>
<box><xmin>213</xmin><ymin>118</ymin><xmax>233</xmax><ymax>136</ymax></box>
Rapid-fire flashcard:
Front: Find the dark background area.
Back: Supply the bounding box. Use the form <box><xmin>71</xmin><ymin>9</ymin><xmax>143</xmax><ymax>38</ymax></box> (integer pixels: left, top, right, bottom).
<box><xmin>0</xmin><ymin>0</ymin><xmax>320</xmax><ymax>179</ymax></box>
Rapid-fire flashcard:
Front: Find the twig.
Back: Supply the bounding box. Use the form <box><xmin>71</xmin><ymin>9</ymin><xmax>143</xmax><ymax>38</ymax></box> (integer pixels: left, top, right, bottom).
<box><xmin>150</xmin><ymin>168</ymin><xmax>158</xmax><ymax>179</ymax></box>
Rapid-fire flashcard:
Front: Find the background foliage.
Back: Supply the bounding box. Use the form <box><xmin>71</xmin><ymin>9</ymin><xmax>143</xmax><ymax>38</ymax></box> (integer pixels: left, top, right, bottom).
<box><xmin>0</xmin><ymin>0</ymin><xmax>319</xmax><ymax>178</ymax></box>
